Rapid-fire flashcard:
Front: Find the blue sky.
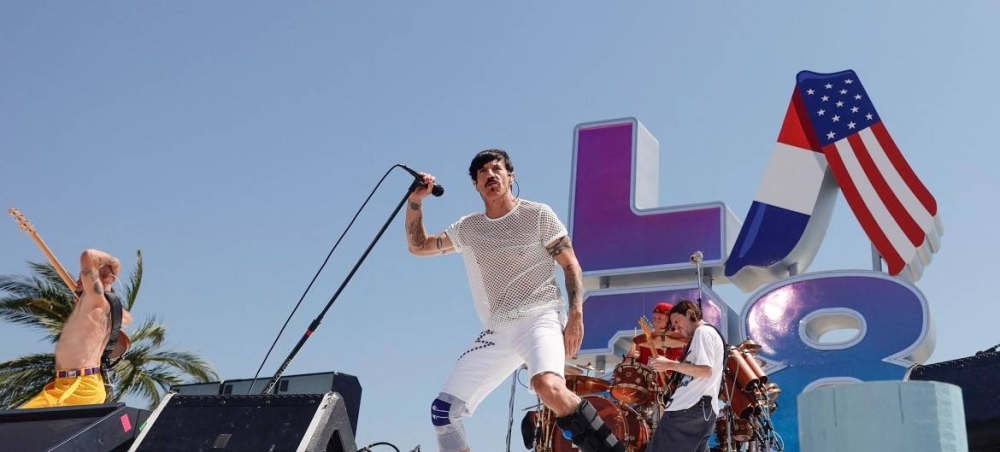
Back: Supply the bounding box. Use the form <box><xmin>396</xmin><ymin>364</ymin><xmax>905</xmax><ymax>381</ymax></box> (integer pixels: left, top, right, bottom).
<box><xmin>2</xmin><ymin>2</ymin><xmax>998</xmax><ymax>450</ymax></box>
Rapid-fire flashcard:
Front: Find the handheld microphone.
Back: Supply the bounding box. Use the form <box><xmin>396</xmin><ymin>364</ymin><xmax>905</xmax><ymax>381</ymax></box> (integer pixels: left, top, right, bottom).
<box><xmin>400</xmin><ymin>164</ymin><xmax>445</xmax><ymax>197</ymax></box>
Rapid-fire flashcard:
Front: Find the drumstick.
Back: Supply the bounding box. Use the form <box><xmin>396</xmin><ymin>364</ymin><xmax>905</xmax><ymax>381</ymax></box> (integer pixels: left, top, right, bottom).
<box><xmin>8</xmin><ymin>208</ymin><xmax>79</xmax><ymax>292</ymax></box>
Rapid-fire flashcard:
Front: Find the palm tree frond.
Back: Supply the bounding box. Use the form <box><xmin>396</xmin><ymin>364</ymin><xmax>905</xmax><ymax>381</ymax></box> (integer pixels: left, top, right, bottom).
<box><xmin>0</xmin><ymin>353</ymin><xmax>56</xmax><ymax>409</ymax></box>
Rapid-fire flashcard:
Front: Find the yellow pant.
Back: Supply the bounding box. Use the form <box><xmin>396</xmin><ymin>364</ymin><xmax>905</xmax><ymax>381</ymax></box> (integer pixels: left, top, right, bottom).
<box><xmin>20</xmin><ymin>374</ymin><xmax>106</xmax><ymax>409</ymax></box>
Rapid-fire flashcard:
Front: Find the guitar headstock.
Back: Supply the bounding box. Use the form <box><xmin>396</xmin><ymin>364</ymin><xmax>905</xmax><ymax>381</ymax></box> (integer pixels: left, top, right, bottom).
<box><xmin>638</xmin><ymin>316</ymin><xmax>654</xmax><ymax>337</ymax></box>
<box><xmin>8</xmin><ymin>207</ymin><xmax>36</xmax><ymax>234</ymax></box>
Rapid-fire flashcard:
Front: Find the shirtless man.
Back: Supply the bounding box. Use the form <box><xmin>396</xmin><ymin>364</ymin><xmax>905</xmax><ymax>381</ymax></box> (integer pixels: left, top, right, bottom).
<box><xmin>21</xmin><ymin>249</ymin><xmax>133</xmax><ymax>408</ymax></box>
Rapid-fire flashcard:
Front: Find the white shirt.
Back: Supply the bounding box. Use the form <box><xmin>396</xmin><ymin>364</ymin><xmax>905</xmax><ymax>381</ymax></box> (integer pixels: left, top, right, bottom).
<box><xmin>445</xmin><ymin>199</ymin><xmax>568</xmax><ymax>330</ymax></box>
<box><xmin>666</xmin><ymin>323</ymin><xmax>724</xmax><ymax>414</ymax></box>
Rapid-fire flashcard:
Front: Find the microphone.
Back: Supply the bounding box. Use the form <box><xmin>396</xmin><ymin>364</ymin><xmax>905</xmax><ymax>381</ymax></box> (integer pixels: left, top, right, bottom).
<box><xmin>400</xmin><ymin>164</ymin><xmax>445</xmax><ymax>197</ymax></box>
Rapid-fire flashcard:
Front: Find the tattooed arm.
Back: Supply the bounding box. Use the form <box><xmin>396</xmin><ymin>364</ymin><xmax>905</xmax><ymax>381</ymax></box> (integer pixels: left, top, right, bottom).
<box><xmin>547</xmin><ymin>235</ymin><xmax>585</xmax><ymax>357</ymax></box>
<box><xmin>405</xmin><ymin>172</ymin><xmax>456</xmax><ymax>257</ymax></box>
<box><xmin>78</xmin><ymin>249</ymin><xmax>121</xmax><ymax>306</ymax></box>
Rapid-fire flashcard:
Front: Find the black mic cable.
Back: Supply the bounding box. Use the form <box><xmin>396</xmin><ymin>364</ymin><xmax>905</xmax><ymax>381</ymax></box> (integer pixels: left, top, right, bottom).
<box><xmin>398</xmin><ymin>164</ymin><xmax>445</xmax><ymax>197</ymax></box>
<box><xmin>246</xmin><ymin>164</ymin><xmax>416</xmax><ymax>394</ymax></box>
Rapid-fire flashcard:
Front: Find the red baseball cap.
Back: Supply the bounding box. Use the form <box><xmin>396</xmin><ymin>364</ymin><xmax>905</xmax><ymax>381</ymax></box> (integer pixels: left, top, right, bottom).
<box><xmin>653</xmin><ymin>302</ymin><xmax>673</xmax><ymax>314</ymax></box>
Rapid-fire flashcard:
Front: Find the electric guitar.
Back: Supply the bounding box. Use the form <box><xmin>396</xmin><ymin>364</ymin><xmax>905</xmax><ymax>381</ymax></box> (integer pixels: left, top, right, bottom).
<box><xmin>9</xmin><ymin>207</ymin><xmax>131</xmax><ymax>359</ymax></box>
<box><xmin>639</xmin><ymin>316</ymin><xmax>688</xmax><ymax>402</ymax></box>
<box><xmin>638</xmin><ymin>316</ymin><xmax>667</xmax><ymax>387</ymax></box>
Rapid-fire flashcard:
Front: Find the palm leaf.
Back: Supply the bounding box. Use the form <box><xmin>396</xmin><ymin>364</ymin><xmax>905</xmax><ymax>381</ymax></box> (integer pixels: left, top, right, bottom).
<box><xmin>0</xmin><ymin>353</ymin><xmax>56</xmax><ymax>409</ymax></box>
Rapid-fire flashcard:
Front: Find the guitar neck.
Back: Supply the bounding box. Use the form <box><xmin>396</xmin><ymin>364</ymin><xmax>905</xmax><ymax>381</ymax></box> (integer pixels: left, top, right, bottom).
<box><xmin>28</xmin><ymin>230</ymin><xmax>77</xmax><ymax>292</ymax></box>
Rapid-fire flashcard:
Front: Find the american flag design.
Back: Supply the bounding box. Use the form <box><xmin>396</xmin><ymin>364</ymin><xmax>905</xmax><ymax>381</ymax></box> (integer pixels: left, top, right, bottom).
<box><xmin>726</xmin><ymin>70</ymin><xmax>942</xmax><ymax>290</ymax></box>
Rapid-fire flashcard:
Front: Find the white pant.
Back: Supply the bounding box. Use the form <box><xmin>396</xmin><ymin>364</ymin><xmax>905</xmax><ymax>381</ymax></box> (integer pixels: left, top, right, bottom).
<box><xmin>440</xmin><ymin>309</ymin><xmax>566</xmax><ymax>415</ymax></box>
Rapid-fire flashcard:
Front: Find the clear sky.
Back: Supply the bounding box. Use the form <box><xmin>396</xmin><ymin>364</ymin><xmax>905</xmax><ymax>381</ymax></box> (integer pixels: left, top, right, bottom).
<box><xmin>2</xmin><ymin>2</ymin><xmax>998</xmax><ymax>450</ymax></box>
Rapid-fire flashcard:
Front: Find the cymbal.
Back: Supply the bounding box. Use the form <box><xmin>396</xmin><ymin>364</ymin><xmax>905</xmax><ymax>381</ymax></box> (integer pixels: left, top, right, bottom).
<box><xmin>633</xmin><ymin>331</ymin><xmax>690</xmax><ymax>345</ymax></box>
<box><xmin>632</xmin><ymin>334</ymin><xmax>660</xmax><ymax>345</ymax></box>
<box><xmin>564</xmin><ymin>375</ymin><xmax>612</xmax><ymax>395</ymax></box>
<box><xmin>738</xmin><ymin>339</ymin><xmax>763</xmax><ymax>353</ymax></box>
<box><xmin>521</xmin><ymin>402</ymin><xmax>544</xmax><ymax>411</ymax></box>
<box><xmin>564</xmin><ymin>362</ymin><xmax>595</xmax><ymax>376</ymax></box>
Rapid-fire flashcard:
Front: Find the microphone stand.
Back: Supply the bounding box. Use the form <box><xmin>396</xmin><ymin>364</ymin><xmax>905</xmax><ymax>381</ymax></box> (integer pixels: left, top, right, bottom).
<box><xmin>260</xmin><ymin>179</ymin><xmax>422</xmax><ymax>395</ymax></box>
<box><xmin>690</xmin><ymin>251</ymin><xmax>704</xmax><ymax>312</ymax></box>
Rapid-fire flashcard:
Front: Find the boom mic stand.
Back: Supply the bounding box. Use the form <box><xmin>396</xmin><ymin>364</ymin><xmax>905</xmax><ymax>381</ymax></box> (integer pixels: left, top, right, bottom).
<box><xmin>260</xmin><ymin>178</ymin><xmax>426</xmax><ymax>395</ymax></box>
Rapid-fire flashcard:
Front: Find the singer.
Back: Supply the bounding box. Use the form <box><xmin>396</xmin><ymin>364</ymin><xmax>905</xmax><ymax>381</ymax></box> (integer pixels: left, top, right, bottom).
<box><xmin>404</xmin><ymin>149</ymin><xmax>623</xmax><ymax>452</ymax></box>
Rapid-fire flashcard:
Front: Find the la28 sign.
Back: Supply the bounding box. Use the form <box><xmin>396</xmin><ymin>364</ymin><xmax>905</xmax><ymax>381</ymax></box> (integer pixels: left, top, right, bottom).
<box><xmin>568</xmin><ymin>70</ymin><xmax>941</xmax><ymax>452</ymax></box>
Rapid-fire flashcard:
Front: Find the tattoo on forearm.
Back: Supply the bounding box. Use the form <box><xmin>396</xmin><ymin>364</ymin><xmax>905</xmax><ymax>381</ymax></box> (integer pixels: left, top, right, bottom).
<box><xmin>546</xmin><ymin>236</ymin><xmax>572</xmax><ymax>257</ymax></box>
<box><xmin>409</xmin><ymin>201</ymin><xmax>421</xmax><ymax>211</ymax></box>
<box><xmin>565</xmin><ymin>265</ymin><xmax>583</xmax><ymax>310</ymax></box>
<box><xmin>436</xmin><ymin>237</ymin><xmax>442</xmax><ymax>251</ymax></box>
<box><xmin>407</xmin><ymin>214</ymin><xmax>427</xmax><ymax>249</ymax></box>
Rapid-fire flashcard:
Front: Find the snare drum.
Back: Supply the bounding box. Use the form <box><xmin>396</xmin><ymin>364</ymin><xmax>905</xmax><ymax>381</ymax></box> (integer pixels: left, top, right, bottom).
<box><xmin>611</xmin><ymin>358</ymin><xmax>656</xmax><ymax>404</ymax></box>
<box><xmin>549</xmin><ymin>396</ymin><xmax>649</xmax><ymax>452</ymax></box>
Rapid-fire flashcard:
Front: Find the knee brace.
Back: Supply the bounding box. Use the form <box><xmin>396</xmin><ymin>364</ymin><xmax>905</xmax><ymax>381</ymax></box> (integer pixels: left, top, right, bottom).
<box><xmin>556</xmin><ymin>399</ymin><xmax>625</xmax><ymax>452</ymax></box>
<box><xmin>431</xmin><ymin>393</ymin><xmax>468</xmax><ymax>452</ymax></box>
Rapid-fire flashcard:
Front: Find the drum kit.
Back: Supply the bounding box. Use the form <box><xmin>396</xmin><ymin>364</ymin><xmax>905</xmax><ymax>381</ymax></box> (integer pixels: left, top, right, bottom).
<box><xmin>714</xmin><ymin>339</ymin><xmax>784</xmax><ymax>452</ymax></box>
<box><xmin>529</xmin><ymin>328</ymin><xmax>683</xmax><ymax>452</ymax></box>
<box><xmin>526</xmin><ymin>338</ymin><xmax>783</xmax><ymax>452</ymax></box>
<box><xmin>528</xmin><ymin>357</ymin><xmax>654</xmax><ymax>452</ymax></box>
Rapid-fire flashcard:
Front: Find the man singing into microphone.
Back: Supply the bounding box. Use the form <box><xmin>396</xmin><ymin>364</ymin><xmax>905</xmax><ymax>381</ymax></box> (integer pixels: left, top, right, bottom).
<box><xmin>405</xmin><ymin>149</ymin><xmax>623</xmax><ymax>452</ymax></box>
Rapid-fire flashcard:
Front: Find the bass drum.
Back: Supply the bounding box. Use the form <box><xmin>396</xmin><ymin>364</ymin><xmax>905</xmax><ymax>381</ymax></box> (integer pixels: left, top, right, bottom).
<box><xmin>550</xmin><ymin>396</ymin><xmax>649</xmax><ymax>452</ymax></box>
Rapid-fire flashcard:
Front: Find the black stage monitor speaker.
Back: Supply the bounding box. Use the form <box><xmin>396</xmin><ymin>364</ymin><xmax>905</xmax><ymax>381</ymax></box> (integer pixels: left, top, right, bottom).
<box><xmin>129</xmin><ymin>392</ymin><xmax>357</xmax><ymax>452</ymax></box>
<box><xmin>910</xmin><ymin>350</ymin><xmax>1000</xmax><ymax>451</ymax></box>
<box><xmin>220</xmin><ymin>372</ymin><xmax>362</xmax><ymax>435</ymax></box>
<box><xmin>0</xmin><ymin>403</ymin><xmax>150</xmax><ymax>452</ymax></box>
<box><xmin>169</xmin><ymin>382</ymin><xmax>223</xmax><ymax>396</ymax></box>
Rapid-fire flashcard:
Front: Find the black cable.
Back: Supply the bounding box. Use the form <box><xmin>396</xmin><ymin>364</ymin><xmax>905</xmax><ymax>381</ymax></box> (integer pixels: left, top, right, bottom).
<box><xmin>247</xmin><ymin>165</ymin><xmax>400</xmax><ymax>394</ymax></box>
<box><xmin>359</xmin><ymin>442</ymin><xmax>401</xmax><ymax>452</ymax></box>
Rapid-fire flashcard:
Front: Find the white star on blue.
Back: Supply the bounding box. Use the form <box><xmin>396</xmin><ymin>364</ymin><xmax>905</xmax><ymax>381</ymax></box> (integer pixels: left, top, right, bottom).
<box><xmin>798</xmin><ymin>70</ymin><xmax>880</xmax><ymax>146</ymax></box>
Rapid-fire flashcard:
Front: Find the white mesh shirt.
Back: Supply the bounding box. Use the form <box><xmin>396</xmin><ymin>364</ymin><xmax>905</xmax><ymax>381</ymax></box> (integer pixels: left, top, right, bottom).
<box><xmin>445</xmin><ymin>199</ymin><xmax>569</xmax><ymax>331</ymax></box>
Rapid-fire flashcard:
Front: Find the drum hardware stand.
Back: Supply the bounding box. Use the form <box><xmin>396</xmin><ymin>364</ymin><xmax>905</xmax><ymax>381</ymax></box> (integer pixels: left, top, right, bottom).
<box><xmin>720</xmin><ymin>390</ymin><xmax>735</xmax><ymax>452</ymax></box>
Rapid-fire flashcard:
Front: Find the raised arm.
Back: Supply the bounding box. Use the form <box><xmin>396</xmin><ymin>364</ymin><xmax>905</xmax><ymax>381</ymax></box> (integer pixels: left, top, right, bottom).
<box><xmin>405</xmin><ymin>172</ymin><xmax>456</xmax><ymax>257</ymax></box>
<box><xmin>78</xmin><ymin>249</ymin><xmax>121</xmax><ymax>304</ymax></box>
<box><xmin>547</xmin><ymin>235</ymin><xmax>585</xmax><ymax>357</ymax></box>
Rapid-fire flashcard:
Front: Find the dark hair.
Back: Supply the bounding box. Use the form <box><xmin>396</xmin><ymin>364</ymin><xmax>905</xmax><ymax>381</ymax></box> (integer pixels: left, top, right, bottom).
<box><xmin>668</xmin><ymin>299</ymin><xmax>702</xmax><ymax>321</ymax></box>
<box><xmin>468</xmin><ymin>149</ymin><xmax>514</xmax><ymax>181</ymax></box>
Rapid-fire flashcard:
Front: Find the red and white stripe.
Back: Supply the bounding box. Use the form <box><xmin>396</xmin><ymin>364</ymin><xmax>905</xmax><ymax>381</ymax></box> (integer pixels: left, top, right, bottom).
<box><xmin>823</xmin><ymin>122</ymin><xmax>943</xmax><ymax>280</ymax></box>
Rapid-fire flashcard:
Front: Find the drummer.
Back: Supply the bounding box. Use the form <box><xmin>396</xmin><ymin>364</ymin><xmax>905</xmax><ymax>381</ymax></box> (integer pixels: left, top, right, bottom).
<box><xmin>628</xmin><ymin>302</ymin><xmax>686</xmax><ymax>378</ymax></box>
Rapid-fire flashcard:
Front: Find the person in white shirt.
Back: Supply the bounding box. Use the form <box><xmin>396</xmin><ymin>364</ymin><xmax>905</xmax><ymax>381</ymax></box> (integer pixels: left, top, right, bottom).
<box><xmin>405</xmin><ymin>149</ymin><xmax>623</xmax><ymax>452</ymax></box>
<box><xmin>649</xmin><ymin>300</ymin><xmax>725</xmax><ymax>452</ymax></box>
